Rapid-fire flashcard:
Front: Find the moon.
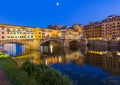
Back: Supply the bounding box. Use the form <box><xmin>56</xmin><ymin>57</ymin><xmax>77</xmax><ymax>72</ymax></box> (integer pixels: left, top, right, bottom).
<box><xmin>56</xmin><ymin>2</ymin><xmax>60</xmax><ymax>6</ymax></box>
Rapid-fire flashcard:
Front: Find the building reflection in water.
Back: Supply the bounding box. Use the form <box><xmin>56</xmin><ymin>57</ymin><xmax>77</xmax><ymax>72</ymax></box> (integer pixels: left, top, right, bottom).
<box><xmin>84</xmin><ymin>46</ymin><xmax>120</xmax><ymax>74</ymax></box>
<box><xmin>2</xmin><ymin>43</ymin><xmax>25</xmax><ymax>57</ymax></box>
<box><xmin>2</xmin><ymin>43</ymin><xmax>120</xmax><ymax>74</ymax></box>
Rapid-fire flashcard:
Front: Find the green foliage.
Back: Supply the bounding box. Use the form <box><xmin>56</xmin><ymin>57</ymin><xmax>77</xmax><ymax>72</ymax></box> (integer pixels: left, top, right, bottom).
<box><xmin>0</xmin><ymin>52</ymin><xmax>4</xmax><ymax>55</ymax></box>
<box><xmin>0</xmin><ymin>58</ymin><xmax>74</xmax><ymax>85</ymax></box>
<box><xmin>0</xmin><ymin>52</ymin><xmax>9</xmax><ymax>58</ymax></box>
<box><xmin>21</xmin><ymin>60</ymin><xmax>74</xmax><ymax>85</ymax></box>
<box><xmin>0</xmin><ymin>58</ymin><xmax>36</xmax><ymax>85</ymax></box>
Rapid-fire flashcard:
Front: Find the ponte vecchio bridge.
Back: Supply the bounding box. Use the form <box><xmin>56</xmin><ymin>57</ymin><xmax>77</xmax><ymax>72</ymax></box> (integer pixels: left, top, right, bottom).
<box><xmin>0</xmin><ymin>24</ymin><xmax>87</xmax><ymax>50</ymax></box>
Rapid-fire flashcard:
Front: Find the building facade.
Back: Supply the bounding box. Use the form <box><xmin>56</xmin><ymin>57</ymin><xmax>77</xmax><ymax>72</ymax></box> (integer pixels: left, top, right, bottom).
<box><xmin>83</xmin><ymin>15</ymin><xmax>120</xmax><ymax>40</ymax></box>
<box><xmin>102</xmin><ymin>15</ymin><xmax>120</xmax><ymax>40</ymax></box>
<box><xmin>83</xmin><ymin>22</ymin><xmax>102</xmax><ymax>40</ymax></box>
<box><xmin>0</xmin><ymin>24</ymin><xmax>35</xmax><ymax>40</ymax></box>
<box><xmin>0</xmin><ymin>24</ymin><xmax>81</xmax><ymax>41</ymax></box>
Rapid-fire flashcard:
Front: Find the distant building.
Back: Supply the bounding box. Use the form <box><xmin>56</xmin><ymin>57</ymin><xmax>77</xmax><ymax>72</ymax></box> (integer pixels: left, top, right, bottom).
<box><xmin>83</xmin><ymin>22</ymin><xmax>102</xmax><ymax>40</ymax></box>
<box><xmin>48</xmin><ymin>25</ymin><xmax>62</xmax><ymax>30</ymax></box>
<box><xmin>83</xmin><ymin>15</ymin><xmax>120</xmax><ymax>40</ymax></box>
<box><xmin>72</xmin><ymin>24</ymin><xmax>82</xmax><ymax>33</ymax></box>
<box><xmin>102</xmin><ymin>15</ymin><xmax>120</xmax><ymax>40</ymax></box>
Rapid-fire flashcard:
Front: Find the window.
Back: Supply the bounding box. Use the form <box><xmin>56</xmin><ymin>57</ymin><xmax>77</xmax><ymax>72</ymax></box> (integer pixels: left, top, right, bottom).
<box><xmin>2</xmin><ymin>28</ymin><xmax>4</xmax><ymax>30</ymax></box>
<box><xmin>2</xmin><ymin>36</ymin><xmax>4</xmax><ymax>39</ymax></box>
<box><xmin>18</xmin><ymin>29</ymin><xmax>20</xmax><ymax>31</ymax></box>
<box><xmin>2</xmin><ymin>32</ymin><xmax>4</xmax><ymax>34</ymax></box>
<box><xmin>7</xmin><ymin>29</ymin><xmax>10</xmax><ymax>32</ymax></box>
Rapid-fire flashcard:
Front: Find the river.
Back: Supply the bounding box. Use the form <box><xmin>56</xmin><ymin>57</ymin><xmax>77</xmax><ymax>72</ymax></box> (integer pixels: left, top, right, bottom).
<box><xmin>1</xmin><ymin>43</ymin><xmax>120</xmax><ymax>85</ymax></box>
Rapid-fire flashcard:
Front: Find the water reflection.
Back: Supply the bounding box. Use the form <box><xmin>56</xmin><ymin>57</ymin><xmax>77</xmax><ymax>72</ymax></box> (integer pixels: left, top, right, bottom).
<box><xmin>2</xmin><ymin>43</ymin><xmax>120</xmax><ymax>74</ymax></box>
<box><xmin>2</xmin><ymin>43</ymin><xmax>25</xmax><ymax>56</ymax></box>
<box><xmin>2</xmin><ymin>43</ymin><xmax>120</xmax><ymax>85</ymax></box>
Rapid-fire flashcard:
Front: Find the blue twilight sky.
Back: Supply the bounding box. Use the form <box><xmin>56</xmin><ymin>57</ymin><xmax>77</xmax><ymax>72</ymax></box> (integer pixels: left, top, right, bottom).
<box><xmin>0</xmin><ymin>0</ymin><xmax>120</xmax><ymax>28</ymax></box>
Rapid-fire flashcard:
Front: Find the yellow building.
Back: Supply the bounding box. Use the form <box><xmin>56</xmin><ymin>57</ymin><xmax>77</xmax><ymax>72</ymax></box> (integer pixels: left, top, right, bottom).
<box><xmin>42</xmin><ymin>29</ymin><xmax>61</xmax><ymax>38</ymax></box>
<box><xmin>33</xmin><ymin>28</ymin><xmax>42</xmax><ymax>39</ymax></box>
<box><xmin>65</xmin><ymin>29</ymin><xmax>80</xmax><ymax>39</ymax></box>
<box><xmin>51</xmin><ymin>29</ymin><xmax>61</xmax><ymax>38</ymax></box>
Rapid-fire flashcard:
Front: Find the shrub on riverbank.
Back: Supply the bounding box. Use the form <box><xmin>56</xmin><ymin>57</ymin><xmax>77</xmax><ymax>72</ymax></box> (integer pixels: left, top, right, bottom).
<box><xmin>0</xmin><ymin>52</ymin><xmax>9</xmax><ymax>58</ymax></box>
<box><xmin>0</xmin><ymin>58</ymin><xmax>74</xmax><ymax>85</ymax></box>
<box><xmin>21</xmin><ymin>60</ymin><xmax>74</xmax><ymax>85</ymax></box>
<box><xmin>0</xmin><ymin>58</ymin><xmax>35</xmax><ymax>85</ymax></box>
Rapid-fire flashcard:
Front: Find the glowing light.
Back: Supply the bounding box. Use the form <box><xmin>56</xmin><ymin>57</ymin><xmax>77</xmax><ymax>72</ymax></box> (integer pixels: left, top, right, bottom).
<box><xmin>50</xmin><ymin>44</ymin><xmax>53</xmax><ymax>54</ymax></box>
<box><xmin>117</xmin><ymin>52</ymin><xmax>120</xmax><ymax>56</ymax></box>
<box><xmin>56</xmin><ymin>2</ymin><xmax>60</xmax><ymax>6</ymax></box>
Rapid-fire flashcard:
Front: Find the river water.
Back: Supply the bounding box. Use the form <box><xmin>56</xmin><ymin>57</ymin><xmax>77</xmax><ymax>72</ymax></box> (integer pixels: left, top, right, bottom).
<box><xmin>1</xmin><ymin>43</ymin><xmax>120</xmax><ymax>85</ymax></box>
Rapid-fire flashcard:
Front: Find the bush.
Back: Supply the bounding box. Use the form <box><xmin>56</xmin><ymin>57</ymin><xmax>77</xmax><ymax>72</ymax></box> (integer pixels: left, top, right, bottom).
<box><xmin>21</xmin><ymin>60</ymin><xmax>74</xmax><ymax>85</ymax></box>
<box><xmin>0</xmin><ymin>52</ymin><xmax>9</xmax><ymax>58</ymax></box>
<box><xmin>0</xmin><ymin>58</ymin><xmax>36</xmax><ymax>85</ymax></box>
<box><xmin>0</xmin><ymin>58</ymin><xmax>74</xmax><ymax>85</ymax></box>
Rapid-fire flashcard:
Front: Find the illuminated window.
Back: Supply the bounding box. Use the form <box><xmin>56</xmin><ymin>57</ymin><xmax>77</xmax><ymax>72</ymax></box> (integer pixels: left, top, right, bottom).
<box><xmin>18</xmin><ymin>29</ymin><xmax>20</xmax><ymax>31</ymax></box>
<box><xmin>7</xmin><ymin>29</ymin><xmax>10</xmax><ymax>31</ymax></box>
<box><xmin>2</xmin><ymin>28</ymin><xmax>4</xmax><ymax>30</ymax></box>
<box><xmin>2</xmin><ymin>36</ymin><xmax>4</xmax><ymax>39</ymax></box>
<box><xmin>2</xmin><ymin>32</ymin><xmax>4</xmax><ymax>34</ymax></box>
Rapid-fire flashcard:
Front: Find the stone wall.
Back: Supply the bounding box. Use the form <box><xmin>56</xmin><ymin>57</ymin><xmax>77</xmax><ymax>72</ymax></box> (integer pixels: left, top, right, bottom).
<box><xmin>87</xmin><ymin>40</ymin><xmax>120</xmax><ymax>47</ymax></box>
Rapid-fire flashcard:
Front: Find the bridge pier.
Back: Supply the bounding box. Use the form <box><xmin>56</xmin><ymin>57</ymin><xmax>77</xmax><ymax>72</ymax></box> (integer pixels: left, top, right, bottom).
<box><xmin>32</xmin><ymin>40</ymin><xmax>41</xmax><ymax>50</ymax></box>
<box><xmin>62</xmin><ymin>39</ymin><xmax>70</xmax><ymax>47</ymax></box>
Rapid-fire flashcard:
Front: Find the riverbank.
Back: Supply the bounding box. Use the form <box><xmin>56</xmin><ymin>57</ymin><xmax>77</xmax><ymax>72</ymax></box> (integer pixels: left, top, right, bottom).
<box><xmin>0</xmin><ymin>58</ymin><xmax>33</xmax><ymax>85</ymax></box>
<box><xmin>0</xmin><ymin>57</ymin><xmax>74</xmax><ymax>85</ymax></box>
<box><xmin>0</xmin><ymin>68</ymin><xmax>11</xmax><ymax>85</ymax></box>
<box><xmin>80</xmin><ymin>40</ymin><xmax>120</xmax><ymax>47</ymax></box>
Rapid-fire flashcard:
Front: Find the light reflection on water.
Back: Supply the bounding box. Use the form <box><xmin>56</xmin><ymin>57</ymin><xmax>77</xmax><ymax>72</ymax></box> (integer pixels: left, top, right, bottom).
<box><xmin>2</xmin><ymin>43</ymin><xmax>120</xmax><ymax>85</ymax></box>
<box><xmin>2</xmin><ymin>43</ymin><xmax>25</xmax><ymax>56</ymax></box>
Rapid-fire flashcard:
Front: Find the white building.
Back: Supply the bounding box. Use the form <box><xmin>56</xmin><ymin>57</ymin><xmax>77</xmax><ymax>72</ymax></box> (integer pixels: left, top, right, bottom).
<box><xmin>0</xmin><ymin>27</ymin><xmax>7</xmax><ymax>40</ymax></box>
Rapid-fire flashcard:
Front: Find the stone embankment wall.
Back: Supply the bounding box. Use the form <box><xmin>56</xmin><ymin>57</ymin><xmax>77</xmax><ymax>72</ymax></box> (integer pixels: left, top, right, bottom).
<box><xmin>87</xmin><ymin>40</ymin><xmax>120</xmax><ymax>47</ymax></box>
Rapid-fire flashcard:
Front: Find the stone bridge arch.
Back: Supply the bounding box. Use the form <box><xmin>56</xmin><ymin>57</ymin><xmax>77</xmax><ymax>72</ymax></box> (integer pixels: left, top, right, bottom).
<box><xmin>0</xmin><ymin>40</ymin><xmax>25</xmax><ymax>45</ymax></box>
<box><xmin>40</xmin><ymin>38</ymin><xmax>64</xmax><ymax>46</ymax></box>
<box><xmin>69</xmin><ymin>40</ymin><xmax>80</xmax><ymax>43</ymax></box>
<box><xmin>0</xmin><ymin>39</ymin><xmax>35</xmax><ymax>50</ymax></box>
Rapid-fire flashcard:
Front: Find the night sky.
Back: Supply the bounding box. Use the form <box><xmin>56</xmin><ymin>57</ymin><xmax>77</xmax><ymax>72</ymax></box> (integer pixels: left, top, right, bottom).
<box><xmin>0</xmin><ymin>0</ymin><xmax>120</xmax><ymax>27</ymax></box>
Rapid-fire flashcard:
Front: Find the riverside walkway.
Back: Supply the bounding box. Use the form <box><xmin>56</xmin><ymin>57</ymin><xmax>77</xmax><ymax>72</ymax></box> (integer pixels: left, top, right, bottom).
<box><xmin>0</xmin><ymin>68</ymin><xmax>11</xmax><ymax>85</ymax></box>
